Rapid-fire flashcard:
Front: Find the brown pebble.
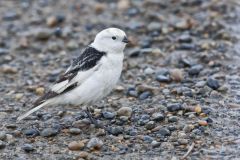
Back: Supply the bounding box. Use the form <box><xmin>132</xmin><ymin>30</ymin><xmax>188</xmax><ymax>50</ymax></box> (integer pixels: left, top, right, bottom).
<box><xmin>95</xmin><ymin>3</ymin><xmax>105</xmax><ymax>14</ymax></box>
<box><xmin>68</xmin><ymin>141</ymin><xmax>84</xmax><ymax>151</ymax></box>
<box><xmin>2</xmin><ymin>65</ymin><xmax>17</xmax><ymax>74</ymax></box>
<box><xmin>198</xmin><ymin>120</ymin><xmax>208</xmax><ymax>126</ymax></box>
<box><xmin>194</xmin><ymin>105</ymin><xmax>202</xmax><ymax>114</ymax></box>
<box><xmin>35</xmin><ymin>87</ymin><xmax>45</xmax><ymax>95</ymax></box>
<box><xmin>46</xmin><ymin>16</ymin><xmax>57</xmax><ymax>27</ymax></box>
<box><xmin>78</xmin><ymin>151</ymin><xmax>88</xmax><ymax>159</ymax></box>
<box><xmin>170</xmin><ymin>69</ymin><xmax>183</xmax><ymax>82</ymax></box>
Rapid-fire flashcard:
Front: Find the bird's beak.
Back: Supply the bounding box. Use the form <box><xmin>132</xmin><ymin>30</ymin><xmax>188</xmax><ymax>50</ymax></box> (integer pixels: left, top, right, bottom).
<box><xmin>122</xmin><ymin>36</ymin><xmax>129</xmax><ymax>43</ymax></box>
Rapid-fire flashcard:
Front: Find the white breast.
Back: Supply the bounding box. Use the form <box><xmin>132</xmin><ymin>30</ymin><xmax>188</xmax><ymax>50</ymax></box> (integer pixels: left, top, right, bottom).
<box><xmin>58</xmin><ymin>53</ymin><xmax>124</xmax><ymax>106</ymax></box>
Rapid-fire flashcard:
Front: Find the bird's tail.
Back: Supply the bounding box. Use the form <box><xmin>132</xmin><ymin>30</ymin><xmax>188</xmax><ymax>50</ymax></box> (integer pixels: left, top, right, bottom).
<box><xmin>17</xmin><ymin>101</ymin><xmax>50</xmax><ymax>121</ymax></box>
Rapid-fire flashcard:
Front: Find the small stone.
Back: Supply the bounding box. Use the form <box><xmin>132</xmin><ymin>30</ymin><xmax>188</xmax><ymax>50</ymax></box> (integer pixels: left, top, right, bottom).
<box><xmin>139</xmin><ymin>91</ymin><xmax>152</xmax><ymax>100</ymax></box>
<box><xmin>143</xmin><ymin>135</ymin><xmax>154</xmax><ymax>143</ymax></box>
<box><xmin>198</xmin><ymin>120</ymin><xmax>208</xmax><ymax>126</ymax></box>
<box><xmin>78</xmin><ymin>151</ymin><xmax>89</xmax><ymax>159</ymax></box>
<box><xmin>207</xmin><ymin>77</ymin><xmax>220</xmax><ymax>90</ymax></box>
<box><xmin>2</xmin><ymin>65</ymin><xmax>17</xmax><ymax>74</ymax></box>
<box><xmin>94</xmin><ymin>3</ymin><xmax>106</xmax><ymax>14</ymax></box>
<box><xmin>127</xmin><ymin>88</ymin><xmax>138</xmax><ymax>97</ymax></box>
<box><xmin>72</xmin><ymin>119</ymin><xmax>91</xmax><ymax>129</ymax></box>
<box><xmin>188</xmin><ymin>64</ymin><xmax>203</xmax><ymax>76</ymax></box>
<box><xmin>33</xmin><ymin>28</ymin><xmax>52</xmax><ymax>40</ymax></box>
<box><xmin>183</xmin><ymin>125</ymin><xmax>194</xmax><ymax>133</ymax></box>
<box><xmin>102</xmin><ymin>111</ymin><xmax>116</xmax><ymax>119</ymax></box>
<box><xmin>108</xmin><ymin>126</ymin><xmax>123</xmax><ymax>136</ymax></box>
<box><xmin>170</xmin><ymin>69</ymin><xmax>183</xmax><ymax>82</ymax></box>
<box><xmin>115</xmin><ymin>85</ymin><xmax>124</xmax><ymax>92</ymax></box>
<box><xmin>23</xmin><ymin>129</ymin><xmax>39</xmax><ymax>137</ymax></box>
<box><xmin>87</xmin><ymin>138</ymin><xmax>103</xmax><ymax>150</ymax></box>
<box><xmin>167</xmin><ymin>103</ymin><xmax>182</xmax><ymax>112</ymax></box>
<box><xmin>156</xmin><ymin>75</ymin><xmax>171</xmax><ymax>82</ymax></box>
<box><xmin>15</xmin><ymin>93</ymin><xmax>23</xmax><ymax>100</ymax></box>
<box><xmin>168</xmin><ymin>116</ymin><xmax>178</xmax><ymax>123</ymax></box>
<box><xmin>69</xmin><ymin>128</ymin><xmax>81</xmax><ymax>135</ymax></box>
<box><xmin>151</xmin><ymin>140</ymin><xmax>161</xmax><ymax>148</ymax></box>
<box><xmin>144</xmin><ymin>67</ymin><xmax>154</xmax><ymax>75</ymax></box>
<box><xmin>152</xmin><ymin>112</ymin><xmax>165</xmax><ymax>121</ymax></box>
<box><xmin>117</xmin><ymin>107</ymin><xmax>132</xmax><ymax>118</ymax></box>
<box><xmin>195</xmin><ymin>81</ymin><xmax>206</xmax><ymax>87</ymax></box>
<box><xmin>68</xmin><ymin>141</ymin><xmax>85</xmax><ymax>151</ymax></box>
<box><xmin>194</xmin><ymin>105</ymin><xmax>202</xmax><ymax>113</ymax></box>
<box><xmin>156</xmin><ymin>128</ymin><xmax>171</xmax><ymax>137</ymax></box>
<box><xmin>0</xmin><ymin>132</ymin><xmax>6</xmax><ymax>141</ymax></box>
<box><xmin>117</xmin><ymin>0</ymin><xmax>130</xmax><ymax>10</ymax></box>
<box><xmin>145</xmin><ymin>121</ymin><xmax>156</xmax><ymax>130</ymax></box>
<box><xmin>66</xmin><ymin>41</ymin><xmax>79</xmax><ymax>50</ymax></box>
<box><xmin>22</xmin><ymin>144</ymin><xmax>34</xmax><ymax>152</ymax></box>
<box><xmin>178</xmin><ymin>139</ymin><xmax>189</xmax><ymax>145</ymax></box>
<box><xmin>46</xmin><ymin>16</ymin><xmax>57</xmax><ymax>27</ymax></box>
<box><xmin>40</xmin><ymin>128</ymin><xmax>59</xmax><ymax>137</ymax></box>
<box><xmin>35</xmin><ymin>87</ymin><xmax>45</xmax><ymax>95</ymax></box>
<box><xmin>178</xmin><ymin>34</ymin><xmax>192</xmax><ymax>43</ymax></box>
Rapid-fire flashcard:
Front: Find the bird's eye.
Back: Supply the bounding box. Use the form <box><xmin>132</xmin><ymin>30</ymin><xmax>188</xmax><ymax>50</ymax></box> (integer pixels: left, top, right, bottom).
<box><xmin>112</xmin><ymin>36</ymin><xmax>116</xmax><ymax>40</ymax></box>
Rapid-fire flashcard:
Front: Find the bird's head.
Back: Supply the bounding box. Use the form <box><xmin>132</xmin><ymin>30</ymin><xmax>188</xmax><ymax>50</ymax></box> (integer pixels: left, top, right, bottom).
<box><xmin>91</xmin><ymin>28</ymin><xmax>129</xmax><ymax>53</ymax></box>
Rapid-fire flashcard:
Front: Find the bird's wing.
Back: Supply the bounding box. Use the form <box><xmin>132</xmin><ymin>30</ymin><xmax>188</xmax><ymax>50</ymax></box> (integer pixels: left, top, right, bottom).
<box><xmin>34</xmin><ymin>46</ymin><xmax>106</xmax><ymax>106</ymax></box>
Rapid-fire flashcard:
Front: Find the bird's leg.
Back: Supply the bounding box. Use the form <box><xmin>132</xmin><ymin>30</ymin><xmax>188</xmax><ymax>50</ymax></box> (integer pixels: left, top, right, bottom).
<box><xmin>85</xmin><ymin>106</ymin><xmax>104</xmax><ymax>129</ymax></box>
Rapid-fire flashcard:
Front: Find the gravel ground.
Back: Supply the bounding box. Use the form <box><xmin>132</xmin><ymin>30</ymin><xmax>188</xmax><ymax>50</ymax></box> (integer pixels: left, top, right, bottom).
<box><xmin>0</xmin><ymin>0</ymin><xmax>240</xmax><ymax>159</ymax></box>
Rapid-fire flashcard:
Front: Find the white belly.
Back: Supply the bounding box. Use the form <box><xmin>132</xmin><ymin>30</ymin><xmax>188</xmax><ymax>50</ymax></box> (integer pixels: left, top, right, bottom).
<box><xmin>58</xmin><ymin>53</ymin><xmax>123</xmax><ymax>105</ymax></box>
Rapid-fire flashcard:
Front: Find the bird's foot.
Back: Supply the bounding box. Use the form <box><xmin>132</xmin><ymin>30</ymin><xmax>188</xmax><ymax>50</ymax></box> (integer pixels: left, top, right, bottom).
<box><xmin>85</xmin><ymin>107</ymin><xmax>105</xmax><ymax>129</ymax></box>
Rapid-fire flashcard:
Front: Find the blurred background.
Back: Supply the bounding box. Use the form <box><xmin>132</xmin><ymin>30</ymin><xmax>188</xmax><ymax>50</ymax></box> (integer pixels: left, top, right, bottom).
<box><xmin>0</xmin><ymin>0</ymin><xmax>240</xmax><ymax>159</ymax></box>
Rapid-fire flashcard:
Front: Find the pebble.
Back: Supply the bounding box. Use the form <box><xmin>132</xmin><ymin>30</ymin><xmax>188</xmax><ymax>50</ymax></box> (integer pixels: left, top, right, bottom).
<box><xmin>178</xmin><ymin>34</ymin><xmax>192</xmax><ymax>43</ymax></box>
<box><xmin>2</xmin><ymin>65</ymin><xmax>17</xmax><ymax>74</ymax></box>
<box><xmin>68</xmin><ymin>141</ymin><xmax>84</xmax><ymax>151</ymax></box>
<box><xmin>69</xmin><ymin>128</ymin><xmax>81</xmax><ymax>135</ymax></box>
<box><xmin>35</xmin><ymin>87</ymin><xmax>45</xmax><ymax>95</ymax></box>
<box><xmin>78</xmin><ymin>151</ymin><xmax>89</xmax><ymax>159</ymax></box>
<box><xmin>143</xmin><ymin>135</ymin><xmax>154</xmax><ymax>143</ymax></box>
<box><xmin>170</xmin><ymin>69</ymin><xmax>183</xmax><ymax>82</ymax></box>
<box><xmin>117</xmin><ymin>107</ymin><xmax>132</xmax><ymax>118</ymax></box>
<box><xmin>72</xmin><ymin>119</ymin><xmax>91</xmax><ymax>129</ymax></box>
<box><xmin>0</xmin><ymin>140</ymin><xmax>6</xmax><ymax>149</ymax></box>
<box><xmin>102</xmin><ymin>111</ymin><xmax>116</xmax><ymax>119</ymax></box>
<box><xmin>40</xmin><ymin>128</ymin><xmax>59</xmax><ymax>137</ymax></box>
<box><xmin>108</xmin><ymin>126</ymin><xmax>123</xmax><ymax>136</ymax></box>
<box><xmin>139</xmin><ymin>91</ymin><xmax>152</xmax><ymax>100</ymax></box>
<box><xmin>46</xmin><ymin>15</ymin><xmax>65</xmax><ymax>27</ymax></box>
<box><xmin>207</xmin><ymin>77</ymin><xmax>220</xmax><ymax>90</ymax></box>
<box><xmin>23</xmin><ymin>129</ymin><xmax>39</xmax><ymax>137</ymax></box>
<box><xmin>167</xmin><ymin>103</ymin><xmax>182</xmax><ymax>112</ymax></box>
<box><xmin>198</xmin><ymin>120</ymin><xmax>208</xmax><ymax>126</ymax></box>
<box><xmin>127</xmin><ymin>88</ymin><xmax>138</xmax><ymax>97</ymax></box>
<box><xmin>183</xmin><ymin>125</ymin><xmax>194</xmax><ymax>133</ymax></box>
<box><xmin>178</xmin><ymin>139</ymin><xmax>189</xmax><ymax>145</ymax></box>
<box><xmin>156</xmin><ymin>128</ymin><xmax>171</xmax><ymax>137</ymax></box>
<box><xmin>0</xmin><ymin>132</ymin><xmax>6</xmax><ymax>141</ymax></box>
<box><xmin>168</xmin><ymin>116</ymin><xmax>178</xmax><ymax>123</ymax></box>
<box><xmin>151</xmin><ymin>140</ymin><xmax>161</xmax><ymax>148</ymax></box>
<box><xmin>22</xmin><ymin>144</ymin><xmax>34</xmax><ymax>152</ymax></box>
<box><xmin>33</xmin><ymin>28</ymin><xmax>52</xmax><ymax>40</ymax></box>
<box><xmin>66</xmin><ymin>41</ymin><xmax>79</xmax><ymax>50</ymax></box>
<box><xmin>144</xmin><ymin>67</ymin><xmax>155</xmax><ymax>75</ymax></box>
<box><xmin>152</xmin><ymin>112</ymin><xmax>165</xmax><ymax>121</ymax></box>
<box><xmin>87</xmin><ymin>138</ymin><xmax>103</xmax><ymax>150</ymax></box>
<box><xmin>145</xmin><ymin>121</ymin><xmax>156</xmax><ymax>130</ymax></box>
<box><xmin>15</xmin><ymin>93</ymin><xmax>23</xmax><ymax>100</ymax></box>
<box><xmin>156</xmin><ymin>75</ymin><xmax>171</xmax><ymax>82</ymax></box>
<box><xmin>188</xmin><ymin>64</ymin><xmax>203</xmax><ymax>75</ymax></box>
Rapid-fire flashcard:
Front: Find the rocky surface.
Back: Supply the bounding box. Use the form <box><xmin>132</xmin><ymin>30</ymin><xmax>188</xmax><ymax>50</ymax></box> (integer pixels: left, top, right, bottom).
<box><xmin>0</xmin><ymin>0</ymin><xmax>240</xmax><ymax>159</ymax></box>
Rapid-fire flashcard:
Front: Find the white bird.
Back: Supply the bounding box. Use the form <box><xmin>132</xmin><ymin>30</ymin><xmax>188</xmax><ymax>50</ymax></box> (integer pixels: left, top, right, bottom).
<box><xmin>17</xmin><ymin>27</ymin><xmax>129</xmax><ymax>121</ymax></box>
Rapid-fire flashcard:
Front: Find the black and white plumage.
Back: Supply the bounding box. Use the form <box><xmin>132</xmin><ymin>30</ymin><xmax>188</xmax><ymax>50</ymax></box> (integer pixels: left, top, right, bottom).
<box><xmin>17</xmin><ymin>28</ymin><xmax>129</xmax><ymax>121</ymax></box>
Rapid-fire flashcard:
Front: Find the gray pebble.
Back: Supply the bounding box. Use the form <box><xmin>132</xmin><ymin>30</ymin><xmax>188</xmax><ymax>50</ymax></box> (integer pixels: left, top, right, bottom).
<box><xmin>72</xmin><ymin>119</ymin><xmax>91</xmax><ymax>129</ymax></box>
<box><xmin>168</xmin><ymin>116</ymin><xmax>178</xmax><ymax>123</ymax></box>
<box><xmin>117</xmin><ymin>107</ymin><xmax>132</xmax><ymax>118</ymax></box>
<box><xmin>0</xmin><ymin>132</ymin><xmax>6</xmax><ymax>141</ymax></box>
<box><xmin>156</xmin><ymin>75</ymin><xmax>171</xmax><ymax>82</ymax></box>
<box><xmin>108</xmin><ymin>126</ymin><xmax>123</xmax><ymax>136</ymax></box>
<box><xmin>188</xmin><ymin>64</ymin><xmax>203</xmax><ymax>75</ymax></box>
<box><xmin>33</xmin><ymin>28</ymin><xmax>52</xmax><ymax>40</ymax></box>
<box><xmin>178</xmin><ymin>139</ymin><xmax>189</xmax><ymax>145</ymax></box>
<box><xmin>69</xmin><ymin>128</ymin><xmax>81</xmax><ymax>135</ymax></box>
<box><xmin>207</xmin><ymin>77</ymin><xmax>220</xmax><ymax>90</ymax></box>
<box><xmin>145</xmin><ymin>121</ymin><xmax>156</xmax><ymax>130</ymax></box>
<box><xmin>22</xmin><ymin>144</ymin><xmax>34</xmax><ymax>152</ymax></box>
<box><xmin>0</xmin><ymin>48</ymin><xmax>9</xmax><ymax>55</ymax></box>
<box><xmin>139</xmin><ymin>91</ymin><xmax>151</xmax><ymax>100</ymax></box>
<box><xmin>156</xmin><ymin>128</ymin><xmax>171</xmax><ymax>137</ymax></box>
<box><xmin>102</xmin><ymin>111</ymin><xmax>116</xmax><ymax>119</ymax></box>
<box><xmin>143</xmin><ymin>135</ymin><xmax>154</xmax><ymax>143</ymax></box>
<box><xmin>167</xmin><ymin>103</ymin><xmax>182</xmax><ymax>112</ymax></box>
<box><xmin>24</xmin><ymin>129</ymin><xmax>39</xmax><ymax>137</ymax></box>
<box><xmin>40</xmin><ymin>128</ymin><xmax>59</xmax><ymax>137</ymax></box>
<box><xmin>87</xmin><ymin>137</ymin><xmax>103</xmax><ymax>150</ymax></box>
<box><xmin>152</xmin><ymin>112</ymin><xmax>165</xmax><ymax>121</ymax></box>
